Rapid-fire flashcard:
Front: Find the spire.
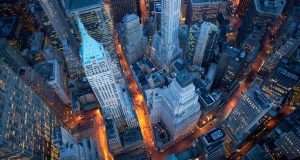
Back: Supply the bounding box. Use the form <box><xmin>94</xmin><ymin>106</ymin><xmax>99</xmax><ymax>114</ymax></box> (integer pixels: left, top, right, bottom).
<box><xmin>77</xmin><ymin>17</ymin><xmax>106</xmax><ymax>65</ymax></box>
<box><xmin>77</xmin><ymin>16</ymin><xmax>88</xmax><ymax>39</ymax></box>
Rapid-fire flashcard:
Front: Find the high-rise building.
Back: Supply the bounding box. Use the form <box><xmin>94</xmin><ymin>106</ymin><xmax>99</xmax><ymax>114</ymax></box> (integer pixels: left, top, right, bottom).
<box><xmin>261</xmin><ymin>59</ymin><xmax>300</xmax><ymax>104</ymax></box>
<box><xmin>66</xmin><ymin>0</ymin><xmax>115</xmax><ymax>54</ymax></box>
<box><xmin>62</xmin><ymin>38</ymin><xmax>84</xmax><ymax>78</ymax></box>
<box><xmin>186</xmin><ymin>0</ymin><xmax>227</xmax><ymax>25</ymax></box>
<box><xmin>275</xmin><ymin>131</ymin><xmax>300</xmax><ymax>160</ymax></box>
<box><xmin>0</xmin><ymin>61</ymin><xmax>55</xmax><ymax>159</ymax></box>
<box><xmin>219</xmin><ymin>51</ymin><xmax>246</xmax><ymax>93</ymax></box>
<box><xmin>195</xmin><ymin>128</ymin><xmax>226</xmax><ymax>160</ymax></box>
<box><xmin>0</xmin><ymin>39</ymin><xmax>71</xmax><ymax>123</ymax></box>
<box><xmin>152</xmin><ymin>0</ymin><xmax>182</xmax><ymax>66</ymax></box>
<box><xmin>260</xmin><ymin>37</ymin><xmax>300</xmax><ymax>76</ymax></box>
<box><xmin>237</xmin><ymin>0</ymin><xmax>286</xmax><ymax>45</ymax></box>
<box><xmin>122</xmin><ymin>14</ymin><xmax>146</xmax><ymax>64</ymax></box>
<box><xmin>66</xmin><ymin>0</ymin><xmax>120</xmax><ymax>77</ymax></box>
<box><xmin>34</xmin><ymin>60</ymin><xmax>71</xmax><ymax>105</ymax></box>
<box><xmin>186</xmin><ymin>21</ymin><xmax>203</xmax><ymax>63</ymax></box>
<box><xmin>105</xmin><ymin>119</ymin><xmax>122</xmax><ymax>155</ymax></box>
<box><xmin>110</xmin><ymin>0</ymin><xmax>137</xmax><ymax>24</ymax></box>
<box><xmin>38</xmin><ymin>0</ymin><xmax>83</xmax><ymax>78</ymax></box>
<box><xmin>52</xmin><ymin>126</ymin><xmax>102</xmax><ymax>160</ymax></box>
<box><xmin>30</xmin><ymin>2</ymin><xmax>63</xmax><ymax>50</ymax></box>
<box><xmin>52</xmin><ymin>126</ymin><xmax>76</xmax><ymax>150</ymax></box>
<box><xmin>78</xmin><ymin>18</ymin><xmax>137</xmax><ymax>128</ymax></box>
<box><xmin>59</xmin><ymin>143</ymin><xmax>85</xmax><ymax>160</ymax></box>
<box><xmin>239</xmin><ymin>32</ymin><xmax>261</xmax><ymax>80</ymax></box>
<box><xmin>152</xmin><ymin>70</ymin><xmax>201</xmax><ymax>139</ymax></box>
<box><xmin>213</xmin><ymin>46</ymin><xmax>241</xmax><ymax>88</ymax></box>
<box><xmin>192</xmin><ymin>22</ymin><xmax>218</xmax><ymax>67</ymax></box>
<box><xmin>222</xmin><ymin>86</ymin><xmax>272</xmax><ymax>157</ymax></box>
<box><xmin>79</xmin><ymin>138</ymin><xmax>102</xmax><ymax>160</ymax></box>
<box><xmin>47</xmin><ymin>60</ymin><xmax>71</xmax><ymax>105</ymax></box>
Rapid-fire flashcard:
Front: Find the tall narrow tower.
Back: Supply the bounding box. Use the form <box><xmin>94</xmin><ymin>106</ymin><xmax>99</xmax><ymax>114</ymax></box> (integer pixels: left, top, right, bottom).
<box><xmin>78</xmin><ymin>18</ymin><xmax>137</xmax><ymax>129</ymax></box>
<box><xmin>153</xmin><ymin>0</ymin><xmax>182</xmax><ymax>66</ymax></box>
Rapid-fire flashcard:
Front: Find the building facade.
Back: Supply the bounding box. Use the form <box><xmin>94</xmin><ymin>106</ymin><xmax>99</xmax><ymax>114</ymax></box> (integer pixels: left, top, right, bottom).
<box><xmin>237</xmin><ymin>0</ymin><xmax>286</xmax><ymax>45</ymax></box>
<box><xmin>47</xmin><ymin>60</ymin><xmax>71</xmax><ymax>105</ymax></box>
<box><xmin>222</xmin><ymin>87</ymin><xmax>272</xmax><ymax>157</ymax></box>
<box><xmin>66</xmin><ymin>0</ymin><xmax>120</xmax><ymax>78</ymax></box>
<box><xmin>153</xmin><ymin>70</ymin><xmax>201</xmax><ymax>139</ymax></box>
<box><xmin>122</xmin><ymin>14</ymin><xmax>146</xmax><ymax>64</ymax></box>
<box><xmin>192</xmin><ymin>22</ymin><xmax>218</xmax><ymax>67</ymax></box>
<box><xmin>0</xmin><ymin>61</ymin><xmax>55</xmax><ymax>159</ymax></box>
<box><xmin>78</xmin><ymin>18</ymin><xmax>137</xmax><ymax>129</ymax></box>
<box><xmin>38</xmin><ymin>0</ymin><xmax>83</xmax><ymax>78</ymax></box>
<box><xmin>152</xmin><ymin>0</ymin><xmax>182</xmax><ymax>66</ymax></box>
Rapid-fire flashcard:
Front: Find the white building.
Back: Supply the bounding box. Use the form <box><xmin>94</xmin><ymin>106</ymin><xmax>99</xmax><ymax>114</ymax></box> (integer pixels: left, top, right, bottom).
<box><xmin>148</xmin><ymin>70</ymin><xmax>201</xmax><ymax>139</ymax></box>
<box><xmin>79</xmin><ymin>138</ymin><xmax>102</xmax><ymax>160</ymax></box>
<box><xmin>152</xmin><ymin>0</ymin><xmax>182</xmax><ymax>66</ymax></box>
<box><xmin>123</xmin><ymin>14</ymin><xmax>146</xmax><ymax>65</ymax></box>
<box><xmin>47</xmin><ymin>60</ymin><xmax>71</xmax><ymax>105</ymax></box>
<box><xmin>193</xmin><ymin>22</ymin><xmax>218</xmax><ymax>66</ymax></box>
<box><xmin>60</xmin><ymin>143</ymin><xmax>85</xmax><ymax>160</ymax></box>
<box><xmin>52</xmin><ymin>126</ymin><xmax>102</xmax><ymax>160</ymax></box>
<box><xmin>78</xmin><ymin>18</ymin><xmax>137</xmax><ymax>129</ymax></box>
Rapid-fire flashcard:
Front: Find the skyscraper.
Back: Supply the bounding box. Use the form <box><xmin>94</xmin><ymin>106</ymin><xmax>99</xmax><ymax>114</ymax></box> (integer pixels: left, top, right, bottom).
<box><xmin>38</xmin><ymin>0</ymin><xmax>83</xmax><ymax>78</ymax></box>
<box><xmin>152</xmin><ymin>0</ymin><xmax>182</xmax><ymax>66</ymax></box>
<box><xmin>186</xmin><ymin>0</ymin><xmax>227</xmax><ymax>25</ymax></box>
<box><xmin>260</xmin><ymin>37</ymin><xmax>300</xmax><ymax>76</ymax></box>
<box><xmin>66</xmin><ymin>0</ymin><xmax>115</xmax><ymax>54</ymax></box>
<box><xmin>192</xmin><ymin>22</ymin><xmax>218</xmax><ymax>67</ymax></box>
<box><xmin>110</xmin><ymin>0</ymin><xmax>137</xmax><ymax>24</ymax></box>
<box><xmin>213</xmin><ymin>46</ymin><xmax>241</xmax><ymax>88</ymax></box>
<box><xmin>122</xmin><ymin>14</ymin><xmax>147</xmax><ymax>64</ymax></box>
<box><xmin>261</xmin><ymin>59</ymin><xmax>300</xmax><ymax>104</ymax></box>
<box><xmin>66</xmin><ymin>0</ymin><xmax>119</xmax><ymax>76</ymax></box>
<box><xmin>0</xmin><ymin>39</ymin><xmax>71</xmax><ymax>123</ymax></box>
<box><xmin>152</xmin><ymin>70</ymin><xmax>201</xmax><ymax>139</ymax></box>
<box><xmin>219</xmin><ymin>51</ymin><xmax>246</xmax><ymax>93</ymax></box>
<box><xmin>47</xmin><ymin>60</ymin><xmax>71</xmax><ymax>105</ymax></box>
<box><xmin>275</xmin><ymin>131</ymin><xmax>300</xmax><ymax>160</ymax></box>
<box><xmin>237</xmin><ymin>0</ymin><xmax>286</xmax><ymax>45</ymax></box>
<box><xmin>222</xmin><ymin>86</ymin><xmax>272</xmax><ymax>157</ymax></box>
<box><xmin>78</xmin><ymin>18</ymin><xmax>137</xmax><ymax>129</ymax></box>
<box><xmin>0</xmin><ymin>61</ymin><xmax>55</xmax><ymax>159</ymax></box>
<box><xmin>195</xmin><ymin>128</ymin><xmax>226</xmax><ymax>160</ymax></box>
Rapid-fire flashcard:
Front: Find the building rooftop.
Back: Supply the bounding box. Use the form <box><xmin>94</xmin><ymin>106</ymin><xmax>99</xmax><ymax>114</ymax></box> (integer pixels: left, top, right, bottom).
<box><xmin>67</xmin><ymin>0</ymin><xmax>103</xmax><ymax>12</ymax></box>
<box><xmin>176</xmin><ymin>70</ymin><xmax>192</xmax><ymax>88</ymax></box>
<box><xmin>77</xmin><ymin>18</ymin><xmax>106</xmax><ymax>65</ymax></box>
<box><xmin>120</xmin><ymin>128</ymin><xmax>143</xmax><ymax>147</ymax></box>
<box><xmin>247</xmin><ymin>87</ymin><xmax>271</xmax><ymax>110</ymax></box>
<box><xmin>203</xmin><ymin>128</ymin><xmax>225</xmax><ymax>144</ymax></box>
<box><xmin>199</xmin><ymin>88</ymin><xmax>216</xmax><ymax>108</ymax></box>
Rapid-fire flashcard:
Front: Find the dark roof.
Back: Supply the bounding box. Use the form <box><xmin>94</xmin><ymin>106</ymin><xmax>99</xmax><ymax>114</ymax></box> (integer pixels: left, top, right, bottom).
<box><xmin>176</xmin><ymin>70</ymin><xmax>192</xmax><ymax>88</ymax></box>
<box><xmin>203</xmin><ymin>128</ymin><xmax>225</xmax><ymax>144</ymax></box>
<box><xmin>67</xmin><ymin>0</ymin><xmax>103</xmax><ymax>12</ymax></box>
